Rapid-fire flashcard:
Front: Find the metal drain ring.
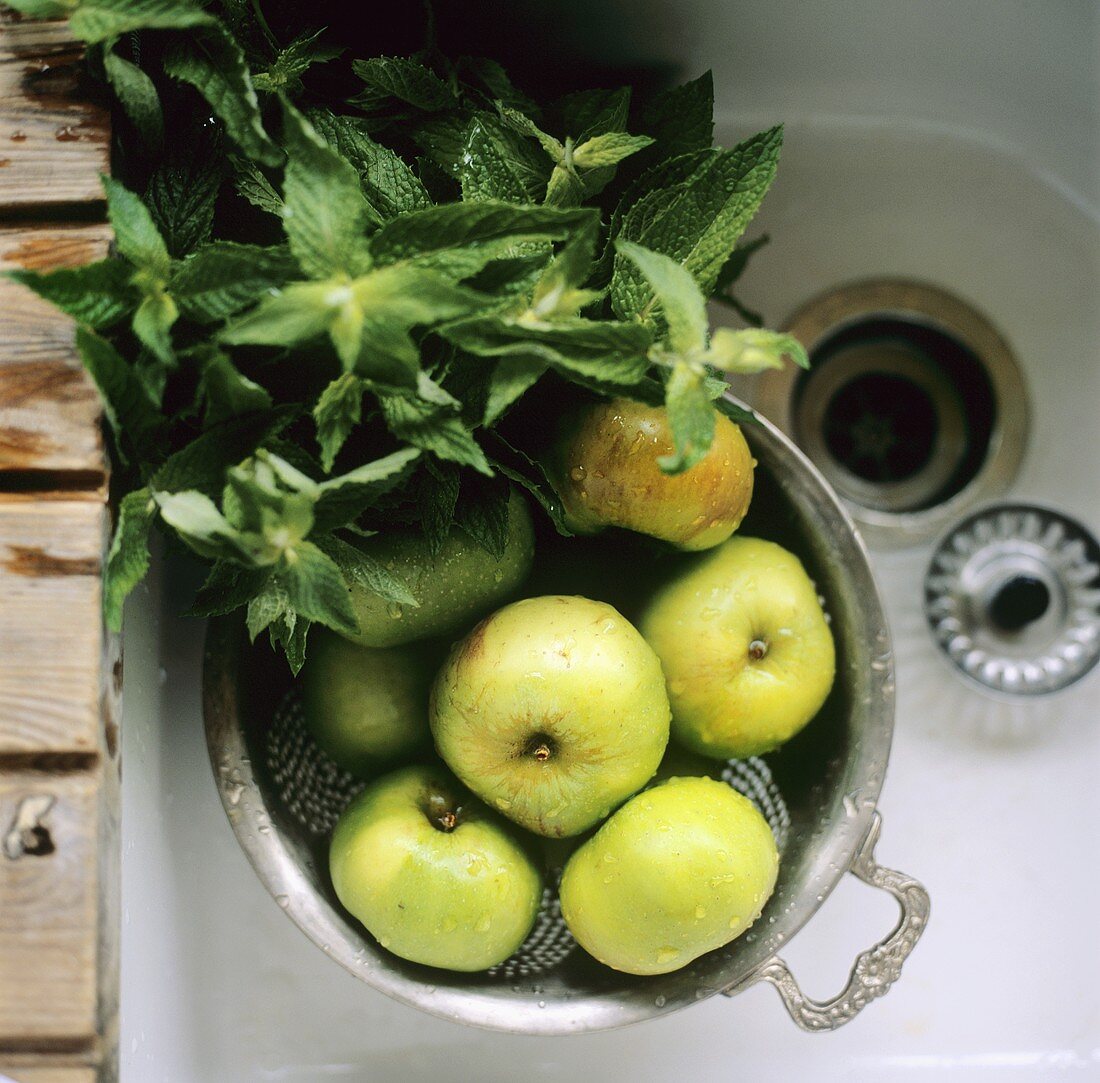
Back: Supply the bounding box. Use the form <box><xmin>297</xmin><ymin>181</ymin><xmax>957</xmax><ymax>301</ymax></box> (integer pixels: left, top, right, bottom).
<box><xmin>925</xmin><ymin>503</ymin><xmax>1100</xmax><ymax>695</ymax></box>
<box><xmin>265</xmin><ymin>689</ymin><xmax>792</xmax><ymax>978</ymax></box>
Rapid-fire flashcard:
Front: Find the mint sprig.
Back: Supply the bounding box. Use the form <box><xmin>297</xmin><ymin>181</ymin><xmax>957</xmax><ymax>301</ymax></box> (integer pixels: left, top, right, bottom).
<box><xmin>4</xmin><ymin>3</ymin><xmax>804</xmax><ymax>668</ymax></box>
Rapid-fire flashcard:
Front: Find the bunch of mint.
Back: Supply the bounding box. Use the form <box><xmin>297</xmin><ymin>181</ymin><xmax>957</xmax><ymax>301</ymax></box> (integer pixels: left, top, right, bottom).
<box><xmin>7</xmin><ymin>0</ymin><xmax>805</xmax><ymax>670</ymax></box>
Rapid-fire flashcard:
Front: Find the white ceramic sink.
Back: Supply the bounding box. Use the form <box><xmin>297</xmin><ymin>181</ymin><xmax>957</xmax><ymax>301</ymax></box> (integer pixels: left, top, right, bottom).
<box><xmin>120</xmin><ymin>2</ymin><xmax>1100</xmax><ymax>1078</ymax></box>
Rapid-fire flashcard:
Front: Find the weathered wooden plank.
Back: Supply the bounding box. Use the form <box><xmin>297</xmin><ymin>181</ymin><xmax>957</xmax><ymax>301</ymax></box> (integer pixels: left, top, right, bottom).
<box><xmin>0</xmin><ymin>770</ymin><xmax>100</xmax><ymax>1050</ymax></box>
<box><xmin>0</xmin><ymin>224</ymin><xmax>109</xmax><ymax>478</ymax></box>
<box><xmin>0</xmin><ymin>19</ymin><xmax>108</xmax><ymax>211</ymax></box>
<box><xmin>0</xmin><ymin>1065</ymin><xmax>97</xmax><ymax>1082</ymax></box>
<box><xmin>0</xmin><ymin>502</ymin><xmax>104</xmax><ymax>756</ymax></box>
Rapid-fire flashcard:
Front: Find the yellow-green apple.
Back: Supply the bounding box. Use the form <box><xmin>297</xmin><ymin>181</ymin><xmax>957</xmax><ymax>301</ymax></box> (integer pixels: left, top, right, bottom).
<box><xmin>343</xmin><ymin>488</ymin><xmax>534</xmax><ymax>649</ymax></box>
<box><xmin>329</xmin><ymin>764</ymin><xmax>542</xmax><ymax>972</ymax></box>
<box><xmin>559</xmin><ymin>776</ymin><xmax>779</xmax><ymax>974</ymax></box>
<box><xmin>430</xmin><ymin>595</ymin><xmax>670</xmax><ymax>837</ymax></box>
<box><xmin>546</xmin><ymin>397</ymin><xmax>754</xmax><ymax>550</ymax></box>
<box><xmin>302</xmin><ymin>630</ymin><xmax>438</xmax><ymax>778</ymax></box>
<box><xmin>639</xmin><ymin>536</ymin><xmax>835</xmax><ymax>758</ymax></box>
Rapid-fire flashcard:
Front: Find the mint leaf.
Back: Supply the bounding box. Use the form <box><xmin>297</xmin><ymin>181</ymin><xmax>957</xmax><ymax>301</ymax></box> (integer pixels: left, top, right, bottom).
<box><xmin>280</xmin><ymin>100</ymin><xmax>375</xmax><ymax>279</ymax></box>
<box><xmin>104</xmin><ymin>487</ymin><xmax>155</xmax><ymax>632</ymax></box>
<box><xmin>7</xmin><ymin>260</ymin><xmax>136</xmax><ymax>329</ymax></box>
<box><xmin>196</xmin><ymin>347</ymin><xmax>273</xmax><ymax>423</ymax></box>
<box><xmin>417</xmin><ymin>460</ymin><xmax>460</xmax><ymax>556</ymax></box>
<box><xmin>103</xmin><ymin>175</ymin><xmax>169</xmax><ymax>278</ymax></box>
<box><xmin>268</xmin><ymin>611</ymin><xmax>310</xmax><ymax>674</ymax></box>
<box><xmin>554</xmin><ymin>87</ymin><xmax>630</xmax><ymax>142</ymax></box>
<box><xmin>189</xmin><ymin>560</ymin><xmax>270</xmax><ymax>617</ymax></box>
<box><xmin>612</xmin><ymin>126</ymin><xmax>782</xmax><ymax>318</ymax></box>
<box><xmin>163</xmin><ymin>26</ymin><xmax>279</xmax><ymax>166</ymax></box>
<box><xmin>571</xmin><ymin>131</ymin><xmax>653</xmax><ymax>170</ymax></box>
<box><xmin>232</xmin><ymin>157</ymin><xmax>283</xmax><ymax>215</ymax></box>
<box><xmin>379</xmin><ymin>394</ymin><xmax>492</xmax><ymax>475</ymax></box>
<box><xmin>313</xmin><ymin>534</ymin><xmax>418</xmax><ymax>607</ymax></box>
<box><xmin>369</xmin><ymin>201</ymin><xmax>596</xmax><ymax>266</ymax></box>
<box><xmin>312</xmin><ymin>446</ymin><xmax>422</xmax><ymax>532</ymax></box>
<box><xmin>145</xmin><ymin>155</ymin><xmax>222</xmax><ymax>259</ymax></box>
<box><xmin>103</xmin><ymin>48</ymin><xmax>163</xmax><ymax>149</ymax></box>
<box><xmin>458</xmin><ymin>57</ymin><xmax>538</xmax><ymax>115</ymax></box>
<box><xmin>660</xmin><ymin>361</ymin><xmax>714</xmax><ymax>474</ymax></box>
<box><xmin>352</xmin><ymin>57</ymin><xmax>457</xmax><ymax>112</ymax></box>
<box><xmin>615</xmin><ymin>240</ymin><xmax>707</xmax><ymax>354</ymax></box>
<box><xmin>708</xmin><ymin>328</ymin><xmax>808</xmax><ymax>373</ymax></box>
<box><xmin>461</xmin><ymin>114</ymin><xmax>548</xmax><ymax>203</ymax></box>
<box><xmin>69</xmin><ymin>0</ymin><xmax>214</xmax><ymax>44</ymax></box>
<box><xmin>484</xmin><ymin>355</ymin><xmax>547</xmax><ymax>424</ymax></box>
<box><xmin>252</xmin><ymin>29</ymin><xmax>342</xmax><ymax>95</ymax></box>
<box><xmin>639</xmin><ymin>71</ymin><xmax>714</xmax><ymax>157</ymax></box>
<box><xmin>246</xmin><ymin>579</ymin><xmax>290</xmax><ymax>638</ymax></box>
<box><xmin>76</xmin><ymin>327</ymin><xmax>161</xmax><ymax>464</ymax></box>
<box><xmin>219</xmin><ymin>280</ymin><xmax>336</xmax><ymax>348</ymax></box>
<box><xmin>441</xmin><ymin>315</ymin><xmax>651</xmax><ymax>387</ymax></box>
<box><xmin>455</xmin><ymin>476</ymin><xmax>511</xmax><ymax>558</ymax></box>
<box><xmin>152</xmin><ymin>407</ymin><xmax>296</xmax><ymax>494</ymax></box>
<box><xmin>132</xmin><ymin>290</ymin><xmax>178</xmax><ymax>364</ymax></box>
<box><xmin>313</xmin><ymin>373</ymin><xmax>364</xmax><ymax>471</ymax></box>
<box><xmin>154</xmin><ymin>490</ymin><xmax>243</xmax><ymax>561</ymax></box>
<box><xmin>171</xmin><ymin>242</ymin><xmax>298</xmax><ymax>323</ymax></box>
<box><xmin>307</xmin><ymin>110</ymin><xmax>432</xmax><ymax>219</ymax></box>
<box><xmin>276</xmin><ymin>541</ymin><xmax>358</xmax><ymax>636</ymax></box>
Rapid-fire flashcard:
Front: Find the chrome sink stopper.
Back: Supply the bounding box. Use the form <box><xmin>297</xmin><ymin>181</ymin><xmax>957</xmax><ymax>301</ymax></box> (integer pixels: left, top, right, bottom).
<box><xmin>924</xmin><ymin>504</ymin><xmax>1100</xmax><ymax>695</ymax></box>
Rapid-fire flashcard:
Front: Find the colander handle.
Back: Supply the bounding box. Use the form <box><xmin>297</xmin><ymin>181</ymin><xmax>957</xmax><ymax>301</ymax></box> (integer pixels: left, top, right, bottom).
<box><xmin>722</xmin><ymin>812</ymin><xmax>930</xmax><ymax>1031</ymax></box>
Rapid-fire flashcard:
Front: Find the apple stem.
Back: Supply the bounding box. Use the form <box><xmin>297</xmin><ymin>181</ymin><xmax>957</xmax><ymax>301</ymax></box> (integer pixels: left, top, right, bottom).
<box><xmin>748</xmin><ymin>638</ymin><xmax>769</xmax><ymax>661</ymax></box>
<box><xmin>425</xmin><ymin>790</ymin><xmax>461</xmax><ymax>832</ymax></box>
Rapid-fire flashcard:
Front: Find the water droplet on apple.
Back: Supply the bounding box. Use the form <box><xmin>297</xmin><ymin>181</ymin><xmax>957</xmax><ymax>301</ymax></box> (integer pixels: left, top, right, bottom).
<box><xmin>700</xmin><ymin>607</ymin><xmax>719</xmax><ymax>621</ymax></box>
<box><xmin>728</xmin><ymin>915</ymin><xmax>743</xmax><ymax>929</ymax></box>
<box><xmin>694</xmin><ymin>905</ymin><xmax>707</xmax><ymax>919</ymax></box>
<box><xmin>387</xmin><ymin>602</ymin><xmax>403</xmax><ymax>619</ymax></box>
<box><xmin>476</xmin><ymin>914</ymin><xmax>492</xmax><ymax>933</ymax></box>
<box><xmin>602</xmin><ymin>852</ymin><xmax>617</xmax><ymax>863</ymax></box>
<box><xmin>570</xmin><ymin>466</ymin><xmax>586</xmax><ymax>481</ymax></box>
<box><xmin>656</xmin><ymin>947</ymin><xmax>679</xmax><ymax>965</ymax></box>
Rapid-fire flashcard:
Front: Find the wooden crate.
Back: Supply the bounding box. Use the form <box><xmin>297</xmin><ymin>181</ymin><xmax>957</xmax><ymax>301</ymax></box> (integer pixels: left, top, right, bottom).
<box><xmin>0</xmin><ymin>11</ymin><xmax>117</xmax><ymax>1083</ymax></box>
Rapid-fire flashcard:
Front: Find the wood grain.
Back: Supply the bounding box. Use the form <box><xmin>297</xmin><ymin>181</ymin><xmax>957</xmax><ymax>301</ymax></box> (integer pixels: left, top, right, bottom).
<box><xmin>0</xmin><ymin>1067</ymin><xmax>96</xmax><ymax>1082</ymax></box>
<box><xmin>0</xmin><ymin>502</ymin><xmax>104</xmax><ymax>756</ymax></box>
<box><xmin>0</xmin><ymin>771</ymin><xmax>99</xmax><ymax>1050</ymax></box>
<box><xmin>0</xmin><ymin>20</ymin><xmax>108</xmax><ymax>211</ymax></box>
<box><xmin>0</xmin><ymin>223</ymin><xmax>109</xmax><ymax>478</ymax></box>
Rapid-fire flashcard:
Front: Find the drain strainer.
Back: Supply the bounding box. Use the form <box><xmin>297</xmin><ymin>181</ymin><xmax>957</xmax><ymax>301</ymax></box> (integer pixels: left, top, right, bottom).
<box><xmin>924</xmin><ymin>504</ymin><xmax>1100</xmax><ymax>695</ymax></box>
<box><xmin>735</xmin><ymin>279</ymin><xmax>1029</xmax><ymax>548</ymax></box>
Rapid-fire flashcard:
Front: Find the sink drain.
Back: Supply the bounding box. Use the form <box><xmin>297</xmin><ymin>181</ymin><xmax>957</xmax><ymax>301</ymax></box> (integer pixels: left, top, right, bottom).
<box><xmin>744</xmin><ymin>280</ymin><xmax>1029</xmax><ymax>547</ymax></box>
<box><xmin>924</xmin><ymin>505</ymin><xmax>1100</xmax><ymax>696</ymax></box>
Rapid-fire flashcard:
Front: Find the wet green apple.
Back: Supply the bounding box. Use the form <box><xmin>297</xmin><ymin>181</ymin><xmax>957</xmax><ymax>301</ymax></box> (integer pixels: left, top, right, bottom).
<box><xmin>559</xmin><ymin>776</ymin><xmax>779</xmax><ymax>975</ymax></box>
<box><xmin>546</xmin><ymin>397</ymin><xmax>754</xmax><ymax>551</ymax></box>
<box><xmin>640</xmin><ymin>536</ymin><xmax>836</xmax><ymax>758</ymax></box>
<box><xmin>342</xmin><ymin>488</ymin><xmax>535</xmax><ymax>649</ymax></box>
<box><xmin>302</xmin><ymin>630</ymin><xmax>438</xmax><ymax>778</ymax></box>
<box><xmin>430</xmin><ymin>595</ymin><xmax>670</xmax><ymax>837</ymax></box>
<box><xmin>329</xmin><ymin>764</ymin><xmax>542</xmax><ymax>972</ymax></box>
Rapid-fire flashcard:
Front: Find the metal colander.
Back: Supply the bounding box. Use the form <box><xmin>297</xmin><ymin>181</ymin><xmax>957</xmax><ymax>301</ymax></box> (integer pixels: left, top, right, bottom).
<box><xmin>265</xmin><ymin>687</ymin><xmax>791</xmax><ymax>980</ymax></box>
<box><xmin>204</xmin><ymin>397</ymin><xmax>930</xmax><ymax>1035</ymax></box>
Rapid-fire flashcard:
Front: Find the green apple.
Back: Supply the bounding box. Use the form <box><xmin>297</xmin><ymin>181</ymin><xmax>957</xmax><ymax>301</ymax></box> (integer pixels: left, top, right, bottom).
<box><xmin>342</xmin><ymin>488</ymin><xmax>535</xmax><ymax>649</ymax></box>
<box><xmin>430</xmin><ymin>595</ymin><xmax>670</xmax><ymax>837</ymax></box>
<box><xmin>559</xmin><ymin>776</ymin><xmax>779</xmax><ymax>975</ymax></box>
<box><xmin>329</xmin><ymin>764</ymin><xmax>542</xmax><ymax>972</ymax></box>
<box><xmin>302</xmin><ymin>630</ymin><xmax>438</xmax><ymax>778</ymax></box>
<box><xmin>546</xmin><ymin>397</ymin><xmax>755</xmax><ymax>551</ymax></box>
<box><xmin>639</xmin><ymin>536</ymin><xmax>835</xmax><ymax>758</ymax></box>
